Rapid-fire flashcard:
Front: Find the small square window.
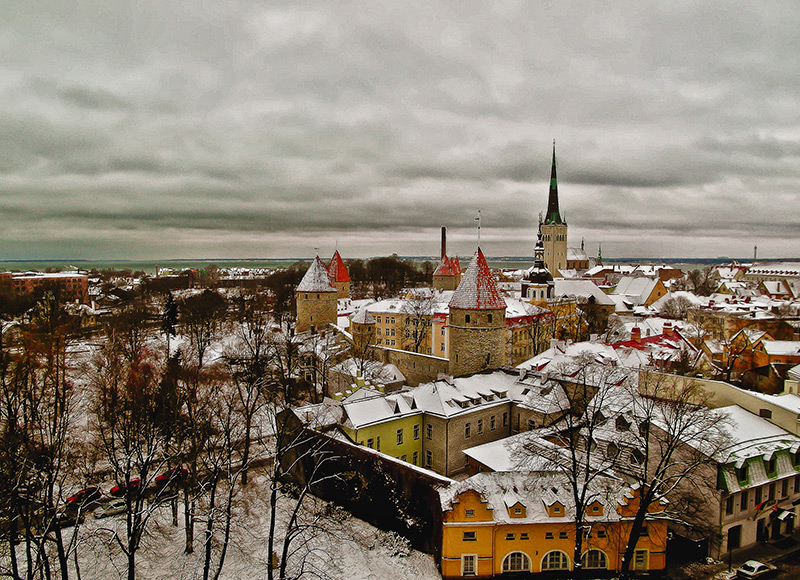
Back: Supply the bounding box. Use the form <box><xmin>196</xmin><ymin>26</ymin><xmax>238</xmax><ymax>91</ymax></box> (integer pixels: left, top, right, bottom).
<box><xmin>505</xmin><ymin>533</ymin><xmax>515</xmax><ymax>541</ymax></box>
<box><xmin>520</xmin><ymin>533</ymin><xmax>529</xmax><ymax>540</ymax></box>
<box><xmin>465</xmin><ymin>509</ymin><xmax>475</xmax><ymax>518</ymax></box>
<box><xmin>559</xmin><ymin>531</ymin><xmax>568</xmax><ymax>539</ymax></box>
<box><xmin>545</xmin><ymin>532</ymin><xmax>554</xmax><ymax>540</ymax></box>
<box><xmin>597</xmin><ymin>530</ymin><xmax>607</xmax><ymax>538</ymax></box>
<box><xmin>514</xmin><ymin>507</ymin><xmax>522</xmax><ymax>514</ymax></box>
<box><xmin>462</xmin><ymin>531</ymin><xmax>476</xmax><ymax>542</ymax></box>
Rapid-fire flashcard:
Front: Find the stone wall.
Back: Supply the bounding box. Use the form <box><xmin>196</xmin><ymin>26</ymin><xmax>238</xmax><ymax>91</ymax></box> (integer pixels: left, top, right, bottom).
<box><xmin>296</xmin><ymin>291</ymin><xmax>338</xmax><ymax>333</ymax></box>
<box><xmin>377</xmin><ymin>346</ymin><xmax>449</xmax><ymax>386</ymax></box>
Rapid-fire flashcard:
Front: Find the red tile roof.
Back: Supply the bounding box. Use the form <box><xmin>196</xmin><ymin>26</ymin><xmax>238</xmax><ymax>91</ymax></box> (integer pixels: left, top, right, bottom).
<box><xmin>449</xmin><ymin>249</ymin><xmax>506</xmax><ymax>310</ymax></box>
<box><xmin>433</xmin><ymin>255</ymin><xmax>460</xmax><ymax>277</ymax></box>
<box><xmin>328</xmin><ymin>250</ymin><xmax>351</xmax><ymax>282</ymax></box>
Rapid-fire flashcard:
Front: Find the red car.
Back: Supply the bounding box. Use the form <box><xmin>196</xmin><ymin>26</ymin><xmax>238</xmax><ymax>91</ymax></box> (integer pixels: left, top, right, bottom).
<box><xmin>66</xmin><ymin>486</ymin><xmax>102</xmax><ymax>507</ymax></box>
<box><xmin>110</xmin><ymin>478</ymin><xmax>141</xmax><ymax>497</ymax></box>
<box><xmin>155</xmin><ymin>468</ymin><xmax>188</xmax><ymax>487</ymax></box>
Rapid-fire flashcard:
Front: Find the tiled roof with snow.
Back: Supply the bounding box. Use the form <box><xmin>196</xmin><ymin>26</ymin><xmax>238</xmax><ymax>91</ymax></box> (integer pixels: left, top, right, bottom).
<box><xmin>327</xmin><ymin>250</ymin><xmax>351</xmax><ymax>283</ymax></box>
<box><xmin>350</xmin><ymin>308</ymin><xmax>375</xmax><ymax>325</ymax></box>
<box><xmin>297</xmin><ymin>256</ymin><xmax>337</xmax><ymax>292</ymax></box>
<box><xmin>433</xmin><ymin>255</ymin><xmax>460</xmax><ymax>277</ymax></box>
<box><xmin>761</xmin><ymin>340</ymin><xmax>800</xmax><ymax>356</ymax></box>
<box><xmin>449</xmin><ymin>249</ymin><xmax>506</xmax><ymax>310</ymax></box>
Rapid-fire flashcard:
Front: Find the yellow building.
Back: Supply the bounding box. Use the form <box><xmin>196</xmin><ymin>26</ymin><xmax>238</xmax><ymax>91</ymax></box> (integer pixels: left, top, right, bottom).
<box><xmin>440</xmin><ymin>473</ymin><xmax>667</xmax><ymax>578</ymax></box>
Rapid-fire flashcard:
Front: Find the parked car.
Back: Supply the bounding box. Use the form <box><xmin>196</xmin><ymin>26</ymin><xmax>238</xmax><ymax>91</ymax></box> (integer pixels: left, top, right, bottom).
<box><xmin>110</xmin><ymin>478</ymin><xmax>141</xmax><ymax>497</ymax></box>
<box><xmin>94</xmin><ymin>498</ymin><xmax>127</xmax><ymax>519</ymax></box>
<box><xmin>736</xmin><ymin>560</ymin><xmax>777</xmax><ymax>579</ymax></box>
<box><xmin>66</xmin><ymin>486</ymin><xmax>102</xmax><ymax>507</ymax></box>
<box><xmin>155</xmin><ymin>468</ymin><xmax>188</xmax><ymax>488</ymax></box>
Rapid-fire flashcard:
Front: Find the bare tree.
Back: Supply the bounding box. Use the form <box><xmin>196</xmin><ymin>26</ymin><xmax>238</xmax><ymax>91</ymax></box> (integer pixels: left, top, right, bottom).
<box><xmin>514</xmin><ymin>354</ymin><xmax>627</xmax><ymax>574</ymax></box>
<box><xmin>615</xmin><ymin>371</ymin><xmax>730</xmax><ymax>578</ymax></box>
<box><xmin>91</xmin><ymin>339</ymin><xmax>175</xmax><ymax>580</ymax></box>
<box><xmin>401</xmin><ymin>293</ymin><xmax>434</xmax><ymax>354</ymax></box>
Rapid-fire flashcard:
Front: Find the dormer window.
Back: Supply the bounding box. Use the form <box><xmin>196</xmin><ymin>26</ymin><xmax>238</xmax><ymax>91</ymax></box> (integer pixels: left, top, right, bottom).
<box><xmin>736</xmin><ymin>465</ymin><xmax>748</xmax><ymax>482</ymax></box>
<box><xmin>514</xmin><ymin>506</ymin><xmax>522</xmax><ymax>515</ymax></box>
<box><xmin>767</xmin><ymin>458</ymin><xmax>777</xmax><ymax>475</ymax></box>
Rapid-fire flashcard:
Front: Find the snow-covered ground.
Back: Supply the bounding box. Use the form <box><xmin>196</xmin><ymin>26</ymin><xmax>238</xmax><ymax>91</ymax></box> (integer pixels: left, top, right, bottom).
<box><xmin>7</xmin><ymin>473</ymin><xmax>440</xmax><ymax>580</ymax></box>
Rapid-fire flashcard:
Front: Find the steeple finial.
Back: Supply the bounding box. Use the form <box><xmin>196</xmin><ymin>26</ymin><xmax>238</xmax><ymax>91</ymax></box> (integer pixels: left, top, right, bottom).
<box><xmin>475</xmin><ymin>209</ymin><xmax>482</xmax><ymax>247</ymax></box>
<box><xmin>544</xmin><ymin>141</ymin><xmax>564</xmax><ymax>225</ymax></box>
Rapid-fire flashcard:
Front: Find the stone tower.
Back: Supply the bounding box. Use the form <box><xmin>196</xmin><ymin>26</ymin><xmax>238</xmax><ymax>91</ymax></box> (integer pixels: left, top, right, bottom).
<box><xmin>541</xmin><ymin>142</ymin><xmax>567</xmax><ymax>276</ymax></box>
<box><xmin>447</xmin><ymin>248</ymin><xmax>507</xmax><ymax>377</ymax></box>
<box><xmin>327</xmin><ymin>250</ymin><xmax>352</xmax><ymax>299</ymax></box>
<box><xmin>296</xmin><ymin>255</ymin><xmax>338</xmax><ymax>333</ymax></box>
<box><xmin>349</xmin><ymin>307</ymin><xmax>376</xmax><ymax>359</ymax></box>
<box><xmin>433</xmin><ymin>227</ymin><xmax>461</xmax><ymax>291</ymax></box>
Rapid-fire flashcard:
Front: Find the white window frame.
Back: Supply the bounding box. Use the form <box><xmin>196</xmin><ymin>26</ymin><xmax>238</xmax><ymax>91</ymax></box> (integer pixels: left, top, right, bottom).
<box><xmin>461</xmin><ymin>554</ymin><xmax>477</xmax><ymax>576</ymax></box>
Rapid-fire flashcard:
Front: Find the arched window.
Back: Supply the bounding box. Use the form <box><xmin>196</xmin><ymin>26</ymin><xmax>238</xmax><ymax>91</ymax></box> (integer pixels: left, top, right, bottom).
<box><xmin>502</xmin><ymin>551</ymin><xmax>531</xmax><ymax>573</ymax></box>
<box><xmin>541</xmin><ymin>550</ymin><xmax>569</xmax><ymax>570</ymax></box>
<box><xmin>581</xmin><ymin>549</ymin><xmax>608</xmax><ymax>569</ymax></box>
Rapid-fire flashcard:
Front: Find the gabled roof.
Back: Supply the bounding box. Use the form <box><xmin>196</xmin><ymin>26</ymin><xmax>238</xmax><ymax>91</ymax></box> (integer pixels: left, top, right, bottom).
<box><xmin>297</xmin><ymin>256</ymin><xmax>337</xmax><ymax>293</ymax></box>
<box><xmin>327</xmin><ymin>250</ymin><xmax>351</xmax><ymax>283</ymax></box>
<box><xmin>449</xmin><ymin>248</ymin><xmax>506</xmax><ymax>310</ymax></box>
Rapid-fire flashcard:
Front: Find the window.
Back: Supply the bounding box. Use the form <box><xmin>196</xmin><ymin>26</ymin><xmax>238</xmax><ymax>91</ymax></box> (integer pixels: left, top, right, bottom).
<box><xmin>505</xmin><ymin>533</ymin><xmax>515</xmax><ymax>541</ymax></box>
<box><xmin>391</xmin><ymin>317</ymin><xmax>395</xmax><ymax>324</ymax></box>
<box><xmin>412</xmin><ymin>451</ymin><xmax>418</xmax><ymax>465</ymax></box>
<box><xmin>465</xmin><ymin>314</ymin><xmax>471</xmax><ymax>324</ymax></box>
<box><xmin>541</xmin><ymin>550</ymin><xmax>569</xmax><ymax>571</ymax></box>
<box><xmin>490</xmin><ymin>416</ymin><xmax>496</xmax><ymax>430</ymax></box>
<box><xmin>782</xmin><ymin>479</ymin><xmax>789</xmax><ymax>497</ymax></box>
<box><xmin>639</xmin><ymin>526</ymin><xmax>649</xmax><ymax>537</ymax></box>
<box><xmin>465</xmin><ymin>423</ymin><xmax>471</xmax><ymax>438</ymax></box>
<box><xmin>461</xmin><ymin>554</ymin><xmax>476</xmax><ymax>576</ymax></box>
<box><xmin>545</xmin><ymin>532</ymin><xmax>554</xmax><ymax>539</ymax></box>
<box><xmin>726</xmin><ymin>497</ymin><xmax>734</xmax><ymax>515</ymax></box>
<box><xmin>741</xmin><ymin>490</ymin><xmax>748</xmax><ymax>511</ymax></box>
<box><xmin>367</xmin><ymin>438</ymin><xmax>374</xmax><ymax>449</ymax></box>
<box><xmin>477</xmin><ymin>419</ymin><xmax>483</xmax><ymax>434</ymax></box>
<box><xmin>502</xmin><ymin>552</ymin><xmax>531</xmax><ymax>572</ymax></box>
<box><xmin>769</xmin><ymin>483</ymin><xmax>776</xmax><ymax>500</ymax></box>
<box><xmin>736</xmin><ymin>465</ymin><xmax>748</xmax><ymax>482</ymax></box>
<box><xmin>520</xmin><ymin>533</ymin><xmax>529</xmax><ymax>540</ymax></box>
<box><xmin>396</xmin><ymin>429</ymin><xmax>403</xmax><ymax>445</ymax></box>
<box><xmin>376</xmin><ymin>328</ymin><xmax>381</xmax><ymax>336</ymax></box>
<box><xmin>413</xmin><ymin>424</ymin><xmax>420</xmax><ymax>440</ymax></box>
<box><xmin>426</xmin><ymin>450</ymin><xmax>432</xmax><ymax>467</ymax></box>
<box><xmin>633</xmin><ymin>550</ymin><xmax>648</xmax><ymax>570</ymax></box>
<box><xmin>503</xmin><ymin>412</ymin><xmax>508</xmax><ymax>427</ymax></box>
<box><xmin>755</xmin><ymin>486</ymin><xmax>762</xmax><ymax>504</ymax></box>
<box><xmin>559</xmin><ymin>531</ymin><xmax>568</xmax><ymax>539</ymax></box>
<box><xmin>400</xmin><ymin>454</ymin><xmax>406</xmax><ymax>461</ymax></box>
<box><xmin>795</xmin><ymin>475</ymin><xmax>800</xmax><ymax>493</ymax></box>
<box><xmin>487</xmin><ymin>314</ymin><xmax>492</xmax><ymax>323</ymax></box>
<box><xmin>427</xmin><ymin>424</ymin><xmax>432</xmax><ymax>439</ymax></box>
<box><xmin>528</xmin><ymin>419</ymin><xmax>536</xmax><ymax>431</ymax></box>
<box><xmin>767</xmin><ymin>458</ymin><xmax>777</xmax><ymax>475</ymax></box>
<box><xmin>465</xmin><ymin>509</ymin><xmax>475</xmax><ymax>518</ymax></box>
<box><xmin>597</xmin><ymin>529</ymin><xmax>607</xmax><ymax>539</ymax></box>
<box><xmin>462</xmin><ymin>531</ymin><xmax>477</xmax><ymax>542</ymax></box>
<box><xmin>376</xmin><ymin>316</ymin><xmax>381</xmax><ymax>323</ymax></box>
<box><xmin>514</xmin><ymin>507</ymin><xmax>522</xmax><ymax>515</ymax></box>
<box><xmin>582</xmin><ymin>550</ymin><xmax>608</xmax><ymax>570</ymax></box>
<box><xmin>376</xmin><ymin>436</ymin><xmax>380</xmax><ymax>451</ymax></box>
<box><xmin>553</xmin><ymin>505</ymin><xmax>561</xmax><ymax>514</ymax></box>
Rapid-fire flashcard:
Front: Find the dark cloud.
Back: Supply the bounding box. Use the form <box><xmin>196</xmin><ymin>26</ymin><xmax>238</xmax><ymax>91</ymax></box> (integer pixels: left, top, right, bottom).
<box><xmin>1</xmin><ymin>0</ymin><xmax>799</xmax><ymax>260</ymax></box>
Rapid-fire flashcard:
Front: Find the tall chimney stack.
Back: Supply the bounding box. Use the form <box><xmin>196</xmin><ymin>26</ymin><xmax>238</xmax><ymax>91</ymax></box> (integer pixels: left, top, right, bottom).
<box><xmin>441</xmin><ymin>226</ymin><xmax>447</xmax><ymax>260</ymax></box>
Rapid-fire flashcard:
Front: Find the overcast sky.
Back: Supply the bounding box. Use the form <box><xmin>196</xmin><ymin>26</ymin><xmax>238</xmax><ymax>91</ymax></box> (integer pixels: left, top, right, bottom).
<box><xmin>2</xmin><ymin>1</ymin><xmax>799</xmax><ymax>261</ymax></box>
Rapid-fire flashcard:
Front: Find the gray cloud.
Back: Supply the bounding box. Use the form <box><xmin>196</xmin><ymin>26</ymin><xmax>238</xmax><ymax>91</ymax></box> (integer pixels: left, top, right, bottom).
<box><xmin>1</xmin><ymin>0</ymin><xmax>799</xmax><ymax>260</ymax></box>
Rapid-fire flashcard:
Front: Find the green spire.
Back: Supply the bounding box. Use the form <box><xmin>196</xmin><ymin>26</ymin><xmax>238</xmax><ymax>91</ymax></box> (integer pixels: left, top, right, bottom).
<box><xmin>544</xmin><ymin>140</ymin><xmax>565</xmax><ymax>225</ymax></box>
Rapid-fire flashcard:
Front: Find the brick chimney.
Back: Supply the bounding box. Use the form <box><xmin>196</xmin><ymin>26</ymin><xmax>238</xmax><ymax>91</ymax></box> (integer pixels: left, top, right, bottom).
<box><xmin>663</xmin><ymin>321</ymin><xmax>673</xmax><ymax>336</ymax></box>
<box><xmin>631</xmin><ymin>326</ymin><xmax>642</xmax><ymax>343</ymax></box>
<box><xmin>441</xmin><ymin>226</ymin><xmax>447</xmax><ymax>260</ymax></box>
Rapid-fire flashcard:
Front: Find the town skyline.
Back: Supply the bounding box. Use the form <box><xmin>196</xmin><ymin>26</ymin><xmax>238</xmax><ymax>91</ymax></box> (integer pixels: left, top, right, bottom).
<box><xmin>3</xmin><ymin>1</ymin><xmax>800</xmax><ymax>261</ymax></box>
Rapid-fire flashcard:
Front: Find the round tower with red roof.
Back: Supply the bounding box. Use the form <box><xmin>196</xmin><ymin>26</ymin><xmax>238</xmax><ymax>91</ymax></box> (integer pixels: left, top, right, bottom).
<box><xmin>296</xmin><ymin>254</ymin><xmax>338</xmax><ymax>333</ymax></box>
<box><xmin>447</xmin><ymin>248</ymin><xmax>507</xmax><ymax>377</ymax></box>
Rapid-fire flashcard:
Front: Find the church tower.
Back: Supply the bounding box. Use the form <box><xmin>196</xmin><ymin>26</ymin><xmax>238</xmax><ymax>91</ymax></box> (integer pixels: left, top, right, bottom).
<box><xmin>521</xmin><ymin>222</ymin><xmax>553</xmax><ymax>306</ymax></box>
<box><xmin>447</xmin><ymin>248</ymin><xmax>507</xmax><ymax>377</ymax></box>
<box><xmin>541</xmin><ymin>142</ymin><xmax>567</xmax><ymax>276</ymax></box>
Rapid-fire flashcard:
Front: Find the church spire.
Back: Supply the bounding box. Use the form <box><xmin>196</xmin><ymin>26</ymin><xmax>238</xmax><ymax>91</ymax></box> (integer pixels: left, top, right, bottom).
<box><xmin>544</xmin><ymin>140</ymin><xmax>565</xmax><ymax>225</ymax></box>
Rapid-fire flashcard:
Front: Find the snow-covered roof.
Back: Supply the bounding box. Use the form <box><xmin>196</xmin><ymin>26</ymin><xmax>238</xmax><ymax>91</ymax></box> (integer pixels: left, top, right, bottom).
<box><xmin>297</xmin><ymin>256</ymin><xmax>337</xmax><ymax>293</ymax></box>
<box><xmin>552</xmin><ymin>279</ymin><xmax>615</xmax><ymax>305</ymax></box>
<box><xmin>760</xmin><ymin>340</ymin><xmax>800</xmax><ymax>357</ymax></box>
<box><xmin>351</xmin><ymin>308</ymin><xmax>375</xmax><ymax>325</ymax></box>
<box><xmin>449</xmin><ymin>248</ymin><xmax>506</xmax><ymax>311</ymax></box>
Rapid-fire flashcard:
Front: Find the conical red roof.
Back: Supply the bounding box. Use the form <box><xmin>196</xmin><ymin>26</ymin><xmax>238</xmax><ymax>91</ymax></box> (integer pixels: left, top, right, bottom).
<box><xmin>449</xmin><ymin>248</ymin><xmax>505</xmax><ymax>310</ymax></box>
<box><xmin>328</xmin><ymin>250</ymin><xmax>351</xmax><ymax>282</ymax></box>
<box><xmin>433</xmin><ymin>256</ymin><xmax>458</xmax><ymax>277</ymax></box>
